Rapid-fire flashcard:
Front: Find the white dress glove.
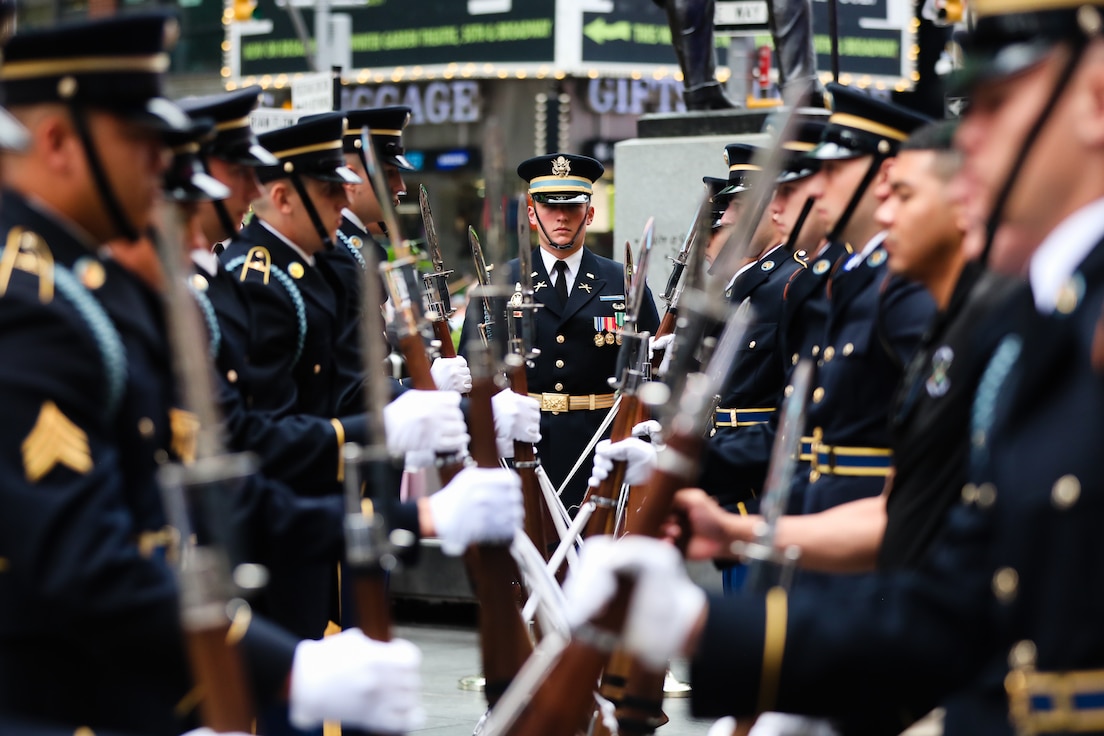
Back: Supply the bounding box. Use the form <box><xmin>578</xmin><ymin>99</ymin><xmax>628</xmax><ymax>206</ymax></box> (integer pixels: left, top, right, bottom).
<box><xmin>648</xmin><ymin>333</ymin><xmax>675</xmax><ymax>361</ymax></box>
<box><xmin>631</xmin><ymin>420</ymin><xmax>663</xmax><ymax>443</ymax></box>
<box><xmin>383</xmin><ymin>389</ymin><xmax>469</xmax><ymax>457</ymax></box>
<box><xmin>563</xmin><ymin>535</ymin><xmax>705</xmax><ymax>671</ymax></box>
<box><xmin>430</xmin><ymin>355</ymin><xmax>473</xmax><ymax>393</ymax></box>
<box><xmin>428</xmin><ymin>466</ymin><xmax>524</xmax><ymax>555</ymax></box>
<box><xmin>491</xmin><ymin>388</ymin><xmax>543</xmax><ymax>458</ymax></box>
<box><xmin>289</xmin><ymin>629</ymin><xmax>425</xmax><ymax>733</ymax></box>
<box><xmin>588</xmin><ymin>438</ymin><xmax>657</xmax><ymax>488</ymax></box>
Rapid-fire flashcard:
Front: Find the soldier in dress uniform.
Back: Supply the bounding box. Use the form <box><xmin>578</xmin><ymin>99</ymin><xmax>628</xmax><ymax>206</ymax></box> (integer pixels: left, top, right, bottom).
<box><xmin>217</xmin><ymin>115</ymin><xmax>476</xmax><ymax>647</ymax></box>
<box><xmin>310</xmin><ymin>105</ymin><xmax>473</xmax><ymax>404</ymax></box>
<box><xmin>0</xmin><ymin>13</ymin><xmax>424</xmax><ymax>736</ymax></box>
<box><xmin>568</xmin><ymin>3</ymin><xmax>1104</xmax><ymax>734</ymax></box>
<box><xmin>465</xmin><ymin>153</ymin><xmax>659</xmax><ymax>513</ymax></box>
<box><xmin>704</xmin><ymin>143</ymin><xmax>781</xmax><ymax>282</ymax></box>
<box><xmin>179</xmin><ymin>85</ymin><xmax>278</xmax><ymax>249</ymax></box>
<box><xmin>784</xmin><ymin>85</ymin><xmax>934</xmax><ymax>523</ymax></box>
<box><xmin>696</xmin><ymin>124</ymin><xmax>824</xmax><ymax>518</ymax></box>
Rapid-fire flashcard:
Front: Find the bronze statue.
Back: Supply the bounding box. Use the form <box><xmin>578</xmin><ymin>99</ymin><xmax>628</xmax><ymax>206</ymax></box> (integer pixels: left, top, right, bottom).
<box><xmin>655</xmin><ymin>0</ymin><xmax>822</xmax><ymax>111</ymax></box>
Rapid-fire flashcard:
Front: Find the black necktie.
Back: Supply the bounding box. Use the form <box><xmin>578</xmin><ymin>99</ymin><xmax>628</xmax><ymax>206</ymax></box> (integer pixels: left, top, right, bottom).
<box><xmin>553</xmin><ymin>260</ymin><xmax>569</xmax><ymax>304</ymax></box>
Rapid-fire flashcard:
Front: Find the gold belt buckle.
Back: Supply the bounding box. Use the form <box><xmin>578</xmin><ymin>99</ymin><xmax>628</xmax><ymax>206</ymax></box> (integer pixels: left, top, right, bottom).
<box><xmin>541</xmin><ymin>392</ymin><xmax>570</xmax><ymax>413</ymax></box>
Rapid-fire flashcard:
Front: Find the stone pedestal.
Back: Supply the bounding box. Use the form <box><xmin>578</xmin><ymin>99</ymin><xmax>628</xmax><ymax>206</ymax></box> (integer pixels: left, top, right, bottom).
<box><xmin>614</xmin><ymin>109</ymin><xmax>770</xmax><ymax>296</ymax></box>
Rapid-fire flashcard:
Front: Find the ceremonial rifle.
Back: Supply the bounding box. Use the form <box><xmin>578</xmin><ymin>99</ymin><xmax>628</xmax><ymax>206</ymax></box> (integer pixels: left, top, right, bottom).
<box><xmin>361</xmin><ymin>130</ymin><xmax>467</xmax><ymax>484</ymax></box>
<box><xmin>418</xmin><ymin>184</ymin><xmax>458</xmax><ymax>359</ymax></box>
<box><xmin>481</xmin><ymin>291</ymin><xmax>751</xmax><ymax>736</ymax></box>
<box><xmin>505</xmin><ymin>194</ymin><xmax>558</xmax><ymax>561</ymax></box>
<box><xmin>650</xmin><ymin>198</ymin><xmax>704</xmax><ymax>373</ymax></box>
<box><xmin>152</xmin><ymin>201</ymin><xmax>259</xmax><ymax>733</ymax></box>
<box><xmin>581</xmin><ymin>219</ymin><xmax>654</xmax><ymax>539</ymax></box>
<box><xmin>342</xmin><ymin>240</ymin><xmax>415</xmax><ymax>647</ymax></box>
<box><xmin>739</xmin><ymin>359</ymin><xmax>812</xmax><ymax>593</ymax></box>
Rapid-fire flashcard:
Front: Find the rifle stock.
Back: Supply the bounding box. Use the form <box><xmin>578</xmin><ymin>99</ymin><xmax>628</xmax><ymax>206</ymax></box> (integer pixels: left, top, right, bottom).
<box><xmin>432</xmin><ymin>320</ymin><xmax>458</xmax><ymax>359</ymax></box>
<box><xmin>465</xmin><ymin>358</ymin><xmax>534</xmax><ymax>707</ymax></box>
<box><xmin>508</xmin><ymin>366</ymin><xmax>556</xmax><ymax>561</ymax></box>
<box><xmin>581</xmin><ymin>396</ymin><xmax>638</xmax><ymax>538</ymax></box>
<box><xmin>151</xmin><ymin>199</ymin><xmax>258</xmax><ymax>732</ymax></box>
<box><xmin>182</xmin><ymin>589</ymin><xmax>255</xmax><ymax>732</ymax></box>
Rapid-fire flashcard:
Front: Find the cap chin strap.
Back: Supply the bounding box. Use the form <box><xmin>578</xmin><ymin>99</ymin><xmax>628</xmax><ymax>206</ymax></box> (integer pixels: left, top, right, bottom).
<box><xmin>68</xmin><ymin>104</ymin><xmax>139</xmax><ymax>242</ymax></box>
<box><xmin>288</xmin><ymin>172</ymin><xmax>335</xmax><ymax>251</ymax></box>
<box><xmin>533</xmin><ymin>206</ymin><xmax>587</xmax><ymax>251</ymax></box>
<box><xmin>783</xmin><ymin>196</ymin><xmax>816</xmax><ymax>253</ymax></box>
<box><xmin>351</xmin><ymin>142</ymin><xmax>390</xmax><ymax>237</ymax></box>
<box><xmin>981</xmin><ymin>39</ymin><xmax>1088</xmax><ymax>264</ymax></box>
<box><xmin>826</xmin><ymin>153</ymin><xmax>886</xmax><ymax>245</ymax></box>
<box><xmin>199</xmin><ymin>155</ymin><xmax>239</xmax><ymax>241</ymax></box>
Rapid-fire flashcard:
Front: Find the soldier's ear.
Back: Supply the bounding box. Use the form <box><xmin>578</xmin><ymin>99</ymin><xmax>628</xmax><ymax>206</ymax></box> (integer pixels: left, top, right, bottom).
<box><xmin>269</xmin><ymin>180</ymin><xmax>294</xmax><ymax>214</ymax></box>
<box><xmin>1077</xmin><ymin>40</ymin><xmax>1104</xmax><ymax>148</ymax></box>
<box><xmin>586</xmin><ymin>205</ymin><xmax>595</xmax><ymax>224</ymax></box>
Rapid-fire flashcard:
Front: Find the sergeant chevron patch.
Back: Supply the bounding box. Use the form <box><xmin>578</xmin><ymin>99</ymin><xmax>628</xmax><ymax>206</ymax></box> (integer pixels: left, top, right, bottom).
<box><xmin>22</xmin><ymin>401</ymin><xmax>92</xmax><ymax>482</ymax></box>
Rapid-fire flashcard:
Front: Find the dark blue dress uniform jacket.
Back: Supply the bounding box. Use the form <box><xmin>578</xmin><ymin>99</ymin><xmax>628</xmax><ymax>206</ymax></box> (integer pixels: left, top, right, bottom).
<box><xmin>689</xmin><ymin>237</ymin><xmax>1104</xmax><ymax>736</ymax></box>
<box><xmin>216</xmin><ymin>220</ymin><xmax>409</xmax><ymax>639</ymax></box>
<box><xmin>320</xmin><ymin>212</ymin><xmax>391</xmax><ymax>414</ymax></box>
<box><xmin>220</xmin><ymin>218</ymin><xmax>357</xmax><ymax>422</ymax></box>
<box><xmin>697</xmin><ymin>246</ymin><xmax>807</xmax><ymax>506</ymax></box>
<box><xmin>462</xmin><ymin>247</ymin><xmax>659</xmax><ymax>511</ymax></box>
<box><xmin>793</xmin><ymin>243</ymin><xmax>935</xmax><ymax>517</ymax></box>
<box><xmin>0</xmin><ymin>190</ymin><xmax>298</xmax><ymax>735</ymax></box>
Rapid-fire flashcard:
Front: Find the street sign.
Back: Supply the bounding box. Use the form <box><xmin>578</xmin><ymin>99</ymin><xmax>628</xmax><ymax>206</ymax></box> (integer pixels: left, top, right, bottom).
<box><xmin>715</xmin><ymin>1</ymin><xmax>771</xmax><ymax>33</ymax></box>
<box><xmin>249</xmin><ymin>107</ymin><xmax>300</xmax><ymax>132</ymax></box>
<box><xmin>291</xmin><ymin>72</ymin><xmax>334</xmax><ymax>112</ymax></box>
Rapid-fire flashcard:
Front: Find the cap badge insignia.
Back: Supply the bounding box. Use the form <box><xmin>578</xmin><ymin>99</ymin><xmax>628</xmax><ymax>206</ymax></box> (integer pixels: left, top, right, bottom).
<box><xmin>552</xmin><ymin>156</ymin><xmax>571</xmax><ymax>178</ymax></box>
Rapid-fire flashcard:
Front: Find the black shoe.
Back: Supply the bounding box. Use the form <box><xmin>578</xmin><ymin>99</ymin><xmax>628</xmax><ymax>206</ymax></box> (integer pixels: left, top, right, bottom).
<box><xmin>683</xmin><ymin>82</ymin><xmax>738</xmax><ymax>111</ymax></box>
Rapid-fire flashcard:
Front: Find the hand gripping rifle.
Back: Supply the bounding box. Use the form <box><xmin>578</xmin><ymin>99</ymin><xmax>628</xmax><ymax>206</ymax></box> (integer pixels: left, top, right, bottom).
<box><xmin>152</xmin><ymin>202</ymin><xmax>260</xmax><ymax>733</ymax></box>
<box><xmin>480</xmin><ymin>291</ymin><xmax>752</xmax><ymax>736</ymax></box>
<box><xmin>505</xmin><ymin>194</ymin><xmax>558</xmax><ymax>562</ymax></box>
<box><xmin>418</xmin><ymin>184</ymin><xmax>459</xmax><ymax>360</ymax></box>
<box><xmin>367</xmin><ymin>125</ymin><xmax>532</xmax><ymax>708</ymax></box>
<box><xmin>581</xmin><ymin>219</ymin><xmax>654</xmax><ymax>540</ymax></box>
<box><xmin>362</xmin><ymin>131</ymin><xmax>467</xmax><ymax>482</ymax></box>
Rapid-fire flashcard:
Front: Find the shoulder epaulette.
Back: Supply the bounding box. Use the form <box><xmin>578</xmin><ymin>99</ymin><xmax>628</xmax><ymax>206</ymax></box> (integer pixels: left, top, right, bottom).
<box><xmin>0</xmin><ymin>228</ymin><xmax>126</xmax><ymax>419</ymax></box>
<box><xmin>237</xmin><ymin>245</ymin><xmax>272</xmax><ymax>285</ymax></box>
<box><xmin>0</xmin><ymin>226</ymin><xmax>54</xmax><ymax>303</ymax></box>
<box><xmin>225</xmin><ymin>247</ymin><xmax>308</xmax><ymax>366</ymax></box>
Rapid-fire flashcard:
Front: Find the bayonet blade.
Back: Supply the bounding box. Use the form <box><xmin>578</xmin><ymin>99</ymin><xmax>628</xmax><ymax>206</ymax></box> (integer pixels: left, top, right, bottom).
<box><xmin>419</xmin><ymin>184</ymin><xmax>446</xmax><ymax>274</ymax></box>
<box><xmin>661</xmin><ymin>197</ymin><xmax>703</xmax><ymax>307</ymax></box>
<box><xmin>623</xmin><ymin>240</ymin><xmax>634</xmax><ymax>312</ymax></box>
<box><xmin>517</xmin><ymin>195</ymin><xmax>532</xmax><ymax>291</ymax></box>
<box><xmin>470</xmin><ymin>225</ymin><xmax>491</xmax><ymax>287</ymax></box>
<box><xmin>627</xmin><ymin>217</ymin><xmax>654</xmax><ymax>330</ymax></box>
